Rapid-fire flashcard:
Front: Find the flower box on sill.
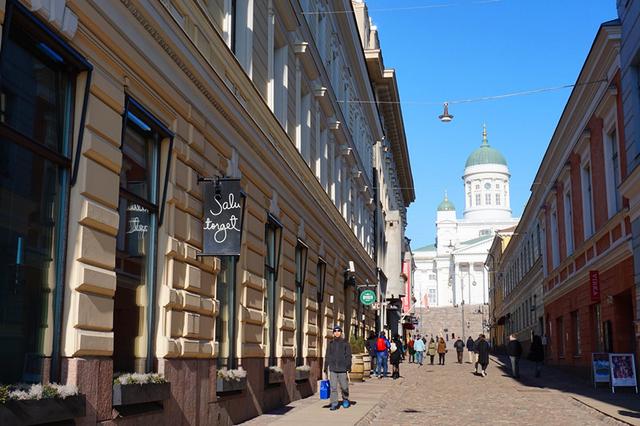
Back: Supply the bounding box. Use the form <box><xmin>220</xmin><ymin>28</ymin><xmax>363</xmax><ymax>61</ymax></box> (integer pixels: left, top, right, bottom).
<box><xmin>294</xmin><ymin>369</ymin><xmax>310</xmax><ymax>382</ymax></box>
<box><xmin>216</xmin><ymin>376</ymin><xmax>247</xmax><ymax>393</ymax></box>
<box><xmin>0</xmin><ymin>394</ymin><xmax>86</xmax><ymax>426</ymax></box>
<box><xmin>112</xmin><ymin>382</ymin><xmax>171</xmax><ymax>406</ymax></box>
<box><xmin>265</xmin><ymin>367</ymin><xmax>285</xmax><ymax>385</ymax></box>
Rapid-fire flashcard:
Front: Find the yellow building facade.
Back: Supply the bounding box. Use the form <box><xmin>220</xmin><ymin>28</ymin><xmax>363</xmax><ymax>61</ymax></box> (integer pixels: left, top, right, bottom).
<box><xmin>0</xmin><ymin>0</ymin><xmax>412</xmax><ymax>423</ymax></box>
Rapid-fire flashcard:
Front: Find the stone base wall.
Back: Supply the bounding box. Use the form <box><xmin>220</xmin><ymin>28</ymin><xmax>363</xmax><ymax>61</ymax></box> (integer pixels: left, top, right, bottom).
<box><xmin>60</xmin><ymin>356</ymin><xmax>321</xmax><ymax>425</ymax></box>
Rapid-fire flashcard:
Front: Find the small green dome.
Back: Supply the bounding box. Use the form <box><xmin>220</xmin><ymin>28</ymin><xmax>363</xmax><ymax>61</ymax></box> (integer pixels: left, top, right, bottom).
<box><xmin>438</xmin><ymin>192</ymin><xmax>455</xmax><ymax>211</ymax></box>
<box><xmin>465</xmin><ymin>126</ymin><xmax>507</xmax><ymax>168</ymax></box>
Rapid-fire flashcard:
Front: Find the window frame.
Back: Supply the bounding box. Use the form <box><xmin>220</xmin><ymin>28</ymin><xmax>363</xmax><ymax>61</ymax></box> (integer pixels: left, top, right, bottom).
<box><xmin>295</xmin><ymin>239</ymin><xmax>308</xmax><ymax>366</ymax></box>
<box><xmin>264</xmin><ymin>213</ymin><xmax>283</xmax><ymax>366</ymax></box>
<box><xmin>115</xmin><ymin>96</ymin><xmax>174</xmax><ymax>373</ymax></box>
<box><xmin>0</xmin><ymin>0</ymin><xmax>92</xmax><ymax>383</ymax></box>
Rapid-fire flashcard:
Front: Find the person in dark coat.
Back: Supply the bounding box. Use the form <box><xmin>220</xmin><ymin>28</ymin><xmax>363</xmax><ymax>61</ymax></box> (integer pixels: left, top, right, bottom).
<box><xmin>507</xmin><ymin>334</ymin><xmax>523</xmax><ymax>378</ymax></box>
<box><xmin>454</xmin><ymin>337</ymin><xmax>465</xmax><ymax>363</ymax></box>
<box><xmin>476</xmin><ymin>334</ymin><xmax>490</xmax><ymax>377</ymax></box>
<box><xmin>325</xmin><ymin>325</ymin><xmax>352</xmax><ymax>410</ymax></box>
<box><xmin>390</xmin><ymin>341</ymin><xmax>402</xmax><ymax>379</ymax></box>
<box><xmin>466</xmin><ymin>336</ymin><xmax>475</xmax><ymax>363</ymax></box>
<box><xmin>366</xmin><ymin>331</ymin><xmax>378</xmax><ymax>373</ymax></box>
<box><xmin>528</xmin><ymin>334</ymin><xmax>545</xmax><ymax>377</ymax></box>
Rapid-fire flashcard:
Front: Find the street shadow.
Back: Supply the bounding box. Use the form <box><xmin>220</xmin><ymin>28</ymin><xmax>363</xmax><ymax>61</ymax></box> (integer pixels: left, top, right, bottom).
<box><xmin>402</xmin><ymin>408</ymin><xmax>423</xmax><ymax>413</ymax></box>
<box><xmin>491</xmin><ymin>355</ymin><xmax>640</xmax><ymax>423</ymax></box>
<box><xmin>266</xmin><ymin>405</ymin><xmax>295</xmax><ymax>415</ymax></box>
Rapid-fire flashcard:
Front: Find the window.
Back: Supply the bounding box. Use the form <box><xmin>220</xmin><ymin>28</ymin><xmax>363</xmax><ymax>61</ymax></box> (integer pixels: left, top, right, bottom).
<box><xmin>571</xmin><ymin>310</ymin><xmax>581</xmax><ymax>356</ymax></box>
<box><xmin>564</xmin><ymin>190</ymin><xmax>574</xmax><ymax>256</ymax></box>
<box><xmin>231</xmin><ymin>0</ymin><xmax>252</xmax><ymax>74</ymax></box>
<box><xmin>264</xmin><ymin>215</ymin><xmax>282</xmax><ymax>366</ymax></box>
<box><xmin>475</xmin><ymin>193</ymin><xmax>481</xmax><ymax>206</ymax></box>
<box><xmin>535</xmin><ymin>223</ymin><xmax>541</xmax><ymax>259</ymax></box>
<box><xmin>550</xmin><ymin>207</ymin><xmax>560</xmax><ymax>269</ymax></box>
<box><xmin>485</xmin><ymin>193</ymin><xmax>491</xmax><ymax>205</ymax></box>
<box><xmin>295</xmin><ymin>240</ymin><xmax>308</xmax><ymax>366</ymax></box>
<box><xmin>604</xmin><ymin>129</ymin><xmax>622</xmax><ymax>217</ymax></box>
<box><xmin>495</xmin><ymin>193</ymin><xmax>501</xmax><ymax>205</ymax></box>
<box><xmin>216</xmin><ymin>256</ymin><xmax>238</xmax><ymax>369</ymax></box>
<box><xmin>0</xmin><ymin>4</ymin><xmax>88</xmax><ymax>382</ymax></box>
<box><xmin>114</xmin><ymin>98</ymin><xmax>170</xmax><ymax>374</ymax></box>
<box><xmin>556</xmin><ymin>316</ymin><xmax>565</xmax><ymax>357</ymax></box>
<box><xmin>273</xmin><ymin>42</ymin><xmax>288</xmax><ymax>127</ymax></box>
<box><xmin>581</xmin><ymin>162</ymin><xmax>594</xmax><ymax>239</ymax></box>
<box><xmin>592</xmin><ymin>304</ymin><xmax>603</xmax><ymax>352</ymax></box>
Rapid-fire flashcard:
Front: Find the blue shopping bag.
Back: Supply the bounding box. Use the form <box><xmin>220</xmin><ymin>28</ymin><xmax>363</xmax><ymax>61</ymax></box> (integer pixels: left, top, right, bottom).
<box><xmin>320</xmin><ymin>379</ymin><xmax>330</xmax><ymax>400</ymax></box>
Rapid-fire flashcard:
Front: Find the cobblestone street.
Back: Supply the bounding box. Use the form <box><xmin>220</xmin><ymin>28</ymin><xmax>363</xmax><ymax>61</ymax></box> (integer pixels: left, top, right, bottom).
<box><xmin>242</xmin><ymin>353</ymin><xmax>640</xmax><ymax>425</ymax></box>
<box><xmin>367</xmin><ymin>355</ymin><xmax>627</xmax><ymax>426</ymax></box>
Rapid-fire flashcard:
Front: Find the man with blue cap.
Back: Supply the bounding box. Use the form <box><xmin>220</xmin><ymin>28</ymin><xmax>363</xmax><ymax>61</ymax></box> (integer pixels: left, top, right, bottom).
<box><xmin>324</xmin><ymin>325</ymin><xmax>351</xmax><ymax>410</ymax></box>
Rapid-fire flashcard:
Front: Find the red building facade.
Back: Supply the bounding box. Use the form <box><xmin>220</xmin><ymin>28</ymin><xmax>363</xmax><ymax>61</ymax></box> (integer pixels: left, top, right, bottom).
<box><xmin>540</xmin><ymin>21</ymin><xmax>637</xmax><ymax>371</ymax></box>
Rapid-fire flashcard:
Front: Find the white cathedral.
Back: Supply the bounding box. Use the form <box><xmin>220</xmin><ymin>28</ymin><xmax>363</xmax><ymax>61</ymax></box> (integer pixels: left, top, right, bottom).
<box><xmin>414</xmin><ymin>126</ymin><xmax>519</xmax><ymax>308</ymax></box>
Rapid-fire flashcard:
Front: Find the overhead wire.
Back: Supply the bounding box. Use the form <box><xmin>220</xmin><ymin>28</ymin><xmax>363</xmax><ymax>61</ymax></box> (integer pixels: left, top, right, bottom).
<box><xmin>335</xmin><ymin>79</ymin><xmax>609</xmax><ymax>107</ymax></box>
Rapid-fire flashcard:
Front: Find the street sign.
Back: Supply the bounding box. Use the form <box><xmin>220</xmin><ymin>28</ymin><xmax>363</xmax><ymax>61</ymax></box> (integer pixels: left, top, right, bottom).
<box><xmin>360</xmin><ymin>289</ymin><xmax>376</xmax><ymax>306</ymax></box>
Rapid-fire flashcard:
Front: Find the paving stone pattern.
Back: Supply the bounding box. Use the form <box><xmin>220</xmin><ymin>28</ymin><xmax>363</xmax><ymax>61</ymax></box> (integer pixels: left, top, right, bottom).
<box><xmin>366</xmin><ymin>355</ymin><xmax>625</xmax><ymax>426</ymax></box>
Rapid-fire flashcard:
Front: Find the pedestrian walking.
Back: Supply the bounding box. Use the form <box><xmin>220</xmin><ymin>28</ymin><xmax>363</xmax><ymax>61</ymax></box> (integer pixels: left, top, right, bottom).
<box><xmin>528</xmin><ymin>334</ymin><xmax>544</xmax><ymax>377</ymax></box>
<box><xmin>507</xmin><ymin>334</ymin><xmax>523</xmax><ymax>378</ymax></box>
<box><xmin>407</xmin><ymin>336</ymin><xmax>415</xmax><ymax>363</ymax></box>
<box><xmin>390</xmin><ymin>340</ymin><xmax>402</xmax><ymax>379</ymax></box>
<box><xmin>437</xmin><ymin>337</ymin><xmax>447</xmax><ymax>365</ymax></box>
<box><xmin>325</xmin><ymin>325</ymin><xmax>352</xmax><ymax>410</ymax></box>
<box><xmin>366</xmin><ymin>331</ymin><xmax>378</xmax><ymax>374</ymax></box>
<box><xmin>466</xmin><ymin>336</ymin><xmax>475</xmax><ymax>363</ymax></box>
<box><xmin>454</xmin><ymin>337</ymin><xmax>465</xmax><ymax>363</ymax></box>
<box><xmin>413</xmin><ymin>334</ymin><xmax>426</xmax><ymax>365</ymax></box>
<box><xmin>476</xmin><ymin>334</ymin><xmax>490</xmax><ymax>377</ymax></box>
<box><xmin>375</xmin><ymin>331</ymin><xmax>390</xmax><ymax>378</ymax></box>
<box><xmin>427</xmin><ymin>338</ymin><xmax>437</xmax><ymax>365</ymax></box>
<box><xmin>473</xmin><ymin>334</ymin><xmax>481</xmax><ymax>372</ymax></box>
<box><xmin>392</xmin><ymin>334</ymin><xmax>404</xmax><ymax>361</ymax></box>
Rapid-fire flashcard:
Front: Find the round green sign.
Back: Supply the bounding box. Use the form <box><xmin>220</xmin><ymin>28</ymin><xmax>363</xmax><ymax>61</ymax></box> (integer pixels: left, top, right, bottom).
<box><xmin>360</xmin><ymin>289</ymin><xmax>376</xmax><ymax>306</ymax></box>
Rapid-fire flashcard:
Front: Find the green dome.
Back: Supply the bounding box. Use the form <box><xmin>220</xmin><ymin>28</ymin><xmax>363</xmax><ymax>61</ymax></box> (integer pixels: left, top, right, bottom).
<box><xmin>437</xmin><ymin>192</ymin><xmax>455</xmax><ymax>211</ymax></box>
<box><xmin>465</xmin><ymin>126</ymin><xmax>507</xmax><ymax>168</ymax></box>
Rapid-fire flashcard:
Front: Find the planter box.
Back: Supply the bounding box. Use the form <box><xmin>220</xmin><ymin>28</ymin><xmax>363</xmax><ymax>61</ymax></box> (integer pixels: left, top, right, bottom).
<box><xmin>265</xmin><ymin>368</ymin><xmax>285</xmax><ymax>385</ymax></box>
<box><xmin>0</xmin><ymin>394</ymin><xmax>86</xmax><ymax>426</ymax></box>
<box><xmin>112</xmin><ymin>382</ymin><xmax>171</xmax><ymax>406</ymax></box>
<box><xmin>216</xmin><ymin>377</ymin><xmax>247</xmax><ymax>393</ymax></box>
<box><xmin>295</xmin><ymin>370</ymin><xmax>310</xmax><ymax>382</ymax></box>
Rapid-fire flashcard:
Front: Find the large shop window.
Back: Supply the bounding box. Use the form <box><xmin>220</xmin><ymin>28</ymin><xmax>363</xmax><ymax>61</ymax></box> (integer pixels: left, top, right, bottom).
<box><xmin>295</xmin><ymin>240</ymin><xmax>308</xmax><ymax>366</ymax></box>
<box><xmin>264</xmin><ymin>215</ymin><xmax>282</xmax><ymax>366</ymax></box>
<box><xmin>114</xmin><ymin>98</ymin><xmax>171</xmax><ymax>374</ymax></box>
<box><xmin>0</xmin><ymin>2</ymin><xmax>90</xmax><ymax>383</ymax></box>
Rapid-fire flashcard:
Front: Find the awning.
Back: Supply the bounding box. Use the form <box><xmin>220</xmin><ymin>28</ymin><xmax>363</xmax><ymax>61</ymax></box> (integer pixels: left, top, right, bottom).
<box><xmin>497</xmin><ymin>316</ymin><xmax>506</xmax><ymax>325</ymax></box>
<box><xmin>402</xmin><ymin>323</ymin><xmax>415</xmax><ymax>330</ymax></box>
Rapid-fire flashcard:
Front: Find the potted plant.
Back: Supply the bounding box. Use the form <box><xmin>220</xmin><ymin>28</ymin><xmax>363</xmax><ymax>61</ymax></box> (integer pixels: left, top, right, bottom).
<box><xmin>295</xmin><ymin>365</ymin><xmax>311</xmax><ymax>382</ymax></box>
<box><xmin>216</xmin><ymin>367</ymin><xmax>247</xmax><ymax>393</ymax></box>
<box><xmin>349</xmin><ymin>336</ymin><xmax>366</xmax><ymax>382</ymax></box>
<box><xmin>0</xmin><ymin>383</ymin><xmax>86</xmax><ymax>425</ymax></box>
<box><xmin>112</xmin><ymin>373</ymin><xmax>170</xmax><ymax>406</ymax></box>
<box><xmin>264</xmin><ymin>366</ymin><xmax>284</xmax><ymax>385</ymax></box>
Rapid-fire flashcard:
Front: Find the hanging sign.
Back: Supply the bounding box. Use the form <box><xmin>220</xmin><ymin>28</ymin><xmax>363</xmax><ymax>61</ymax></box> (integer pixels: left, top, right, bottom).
<box><xmin>360</xmin><ymin>289</ymin><xmax>376</xmax><ymax>306</ymax></box>
<box><xmin>201</xmin><ymin>178</ymin><xmax>245</xmax><ymax>256</ymax></box>
<box><xmin>609</xmin><ymin>353</ymin><xmax>638</xmax><ymax>393</ymax></box>
<box><xmin>590</xmin><ymin>270</ymin><xmax>600</xmax><ymax>302</ymax></box>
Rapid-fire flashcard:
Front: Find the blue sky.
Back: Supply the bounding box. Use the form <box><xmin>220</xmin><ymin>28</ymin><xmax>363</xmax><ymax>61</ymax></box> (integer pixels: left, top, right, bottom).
<box><xmin>363</xmin><ymin>0</ymin><xmax>618</xmax><ymax>249</ymax></box>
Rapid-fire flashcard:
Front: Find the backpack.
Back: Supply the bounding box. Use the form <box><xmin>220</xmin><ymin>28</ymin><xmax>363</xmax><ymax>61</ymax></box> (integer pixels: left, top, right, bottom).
<box><xmin>376</xmin><ymin>337</ymin><xmax>387</xmax><ymax>351</ymax></box>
